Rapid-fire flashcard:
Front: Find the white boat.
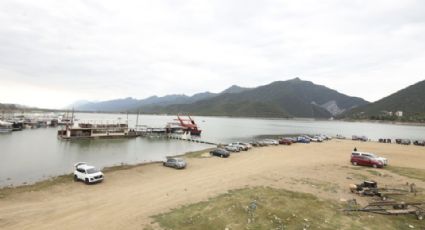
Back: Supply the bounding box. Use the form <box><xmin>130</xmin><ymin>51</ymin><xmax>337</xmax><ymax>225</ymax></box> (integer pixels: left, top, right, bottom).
<box><xmin>58</xmin><ymin>121</ymin><xmax>138</xmax><ymax>140</ymax></box>
<box><xmin>0</xmin><ymin>120</ymin><xmax>13</xmax><ymax>133</ymax></box>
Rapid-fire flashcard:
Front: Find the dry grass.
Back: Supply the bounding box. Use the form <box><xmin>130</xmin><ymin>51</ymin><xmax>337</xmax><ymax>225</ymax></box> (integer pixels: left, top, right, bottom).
<box><xmin>151</xmin><ymin>187</ymin><xmax>425</xmax><ymax>230</ymax></box>
<box><xmin>385</xmin><ymin>166</ymin><xmax>425</xmax><ymax>182</ymax></box>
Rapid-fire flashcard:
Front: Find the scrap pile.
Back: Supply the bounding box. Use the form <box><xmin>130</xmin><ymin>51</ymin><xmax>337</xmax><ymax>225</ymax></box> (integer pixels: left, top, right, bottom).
<box><xmin>345</xmin><ymin>199</ymin><xmax>424</xmax><ymax>220</ymax></box>
<box><xmin>349</xmin><ymin>180</ymin><xmax>409</xmax><ymax>200</ymax></box>
<box><xmin>346</xmin><ymin>180</ymin><xmax>423</xmax><ymax>220</ymax></box>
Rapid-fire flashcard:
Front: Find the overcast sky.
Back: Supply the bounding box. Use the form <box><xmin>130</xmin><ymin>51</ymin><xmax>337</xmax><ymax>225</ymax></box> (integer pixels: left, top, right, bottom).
<box><xmin>1</xmin><ymin>0</ymin><xmax>424</xmax><ymax>109</ymax></box>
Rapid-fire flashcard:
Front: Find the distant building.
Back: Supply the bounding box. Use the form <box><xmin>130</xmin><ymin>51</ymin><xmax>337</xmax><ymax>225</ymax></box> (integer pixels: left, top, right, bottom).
<box><xmin>395</xmin><ymin>111</ymin><xmax>403</xmax><ymax>117</ymax></box>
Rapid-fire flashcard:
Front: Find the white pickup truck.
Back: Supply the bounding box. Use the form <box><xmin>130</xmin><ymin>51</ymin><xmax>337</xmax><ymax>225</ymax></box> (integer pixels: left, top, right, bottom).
<box><xmin>73</xmin><ymin>162</ymin><xmax>104</xmax><ymax>184</ymax></box>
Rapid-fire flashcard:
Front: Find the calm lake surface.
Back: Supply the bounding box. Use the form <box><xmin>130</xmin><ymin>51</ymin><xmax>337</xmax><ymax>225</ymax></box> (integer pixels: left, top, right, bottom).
<box><xmin>1</xmin><ymin>113</ymin><xmax>424</xmax><ymax>187</ymax></box>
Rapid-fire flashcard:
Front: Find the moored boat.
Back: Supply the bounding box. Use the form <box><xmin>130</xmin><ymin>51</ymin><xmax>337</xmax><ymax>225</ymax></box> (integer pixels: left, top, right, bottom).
<box><xmin>166</xmin><ymin>114</ymin><xmax>202</xmax><ymax>136</ymax></box>
<box><xmin>12</xmin><ymin>121</ymin><xmax>23</xmax><ymax>131</ymax></box>
<box><xmin>0</xmin><ymin>120</ymin><xmax>13</xmax><ymax>133</ymax></box>
<box><xmin>58</xmin><ymin>121</ymin><xmax>138</xmax><ymax>140</ymax></box>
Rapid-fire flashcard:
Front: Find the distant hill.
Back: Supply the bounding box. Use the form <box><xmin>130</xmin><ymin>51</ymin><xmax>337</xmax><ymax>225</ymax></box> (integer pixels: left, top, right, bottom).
<box><xmin>71</xmin><ymin>92</ymin><xmax>218</xmax><ymax>112</ymax></box>
<box><xmin>135</xmin><ymin>78</ymin><xmax>369</xmax><ymax>118</ymax></box>
<box><xmin>220</xmin><ymin>85</ymin><xmax>251</xmax><ymax>94</ymax></box>
<box><xmin>71</xmin><ymin>78</ymin><xmax>368</xmax><ymax>118</ymax></box>
<box><xmin>71</xmin><ymin>85</ymin><xmax>253</xmax><ymax>112</ymax></box>
<box><xmin>342</xmin><ymin>79</ymin><xmax>425</xmax><ymax>122</ymax></box>
<box><xmin>0</xmin><ymin>103</ymin><xmax>33</xmax><ymax>112</ymax></box>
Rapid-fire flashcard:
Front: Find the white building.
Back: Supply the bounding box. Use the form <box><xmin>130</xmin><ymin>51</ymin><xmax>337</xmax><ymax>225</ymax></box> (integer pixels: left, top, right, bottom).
<box><xmin>395</xmin><ymin>111</ymin><xmax>403</xmax><ymax>117</ymax></box>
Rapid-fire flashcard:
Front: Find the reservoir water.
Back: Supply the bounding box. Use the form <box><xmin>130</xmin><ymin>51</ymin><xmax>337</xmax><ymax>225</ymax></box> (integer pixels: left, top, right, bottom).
<box><xmin>1</xmin><ymin>113</ymin><xmax>424</xmax><ymax>187</ymax></box>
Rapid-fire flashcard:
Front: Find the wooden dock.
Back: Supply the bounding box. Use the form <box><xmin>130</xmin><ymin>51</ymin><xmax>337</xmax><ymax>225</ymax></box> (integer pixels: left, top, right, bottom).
<box><xmin>136</xmin><ymin>125</ymin><xmax>218</xmax><ymax>146</ymax></box>
<box><xmin>167</xmin><ymin>134</ymin><xmax>217</xmax><ymax>145</ymax></box>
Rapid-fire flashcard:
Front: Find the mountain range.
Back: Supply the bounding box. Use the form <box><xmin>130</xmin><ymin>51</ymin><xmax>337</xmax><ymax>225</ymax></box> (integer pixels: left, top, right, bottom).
<box><xmin>71</xmin><ymin>85</ymin><xmax>250</xmax><ymax>112</ymax></box>
<box><xmin>70</xmin><ymin>78</ymin><xmax>369</xmax><ymax>118</ymax></box>
<box><xmin>0</xmin><ymin>103</ymin><xmax>30</xmax><ymax>111</ymax></box>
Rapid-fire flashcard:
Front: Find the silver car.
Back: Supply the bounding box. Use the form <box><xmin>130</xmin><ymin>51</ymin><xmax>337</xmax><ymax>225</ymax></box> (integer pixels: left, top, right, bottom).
<box><xmin>225</xmin><ymin>145</ymin><xmax>240</xmax><ymax>152</ymax></box>
<box><xmin>163</xmin><ymin>158</ymin><xmax>187</xmax><ymax>169</ymax></box>
<box><xmin>262</xmin><ymin>139</ymin><xmax>279</xmax><ymax>145</ymax></box>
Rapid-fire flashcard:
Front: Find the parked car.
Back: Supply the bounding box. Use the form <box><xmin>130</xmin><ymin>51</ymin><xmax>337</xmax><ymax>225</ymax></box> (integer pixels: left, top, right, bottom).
<box><xmin>395</xmin><ymin>139</ymin><xmax>411</xmax><ymax>145</ymax></box>
<box><xmin>321</xmin><ymin>134</ymin><xmax>332</xmax><ymax>140</ymax></box>
<box><xmin>229</xmin><ymin>142</ymin><xmax>248</xmax><ymax>151</ymax></box>
<box><xmin>163</xmin><ymin>157</ymin><xmax>187</xmax><ymax>169</ymax></box>
<box><xmin>352</xmin><ymin>151</ymin><xmax>388</xmax><ymax>166</ymax></box>
<box><xmin>262</xmin><ymin>139</ymin><xmax>279</xmax><ymax>145</ymax></box>
<box><xmin>351</xmin><ymin>154</ymin><xmax>384</xmax><ymax>168</ymax></box>
<box><xmin>379</xmin><ymin>138</ymin><xmax>392</xmax><ymax>143</ymax></box>
<box><xmin>241</xmin><ymin>142</ymin><xmax>253</xmax><ymax>149</ymax></box>
<box><xmin>251</xmin><ymin>141</ymin><xmax>267</xmax><ymax>147</ymax></box>
<box><xmin>352</xmin><ymin>135</ymin><xmax>368</xmax><ymax>141</ymax></box>
<box><xmin>209</xmin><ymin>148</ymin><xmax>230</xmax><ymax>158</ymax></box>
<box><xmin>279</xmin><ymin>138</ymin><xmax>292</xmax><ymax>145</ymax></box>
<box><xmin>225</xmin><ymin>145</ymin><xmax>240</xmax><ymax>152</ymax></box>
<box><xmin>74</xmin><ymin>162</ymin><xmax>104</xmax><ymax>184</ymax></box>
<box><xmin>413</xmin><ymin>140</ymin><xmax>425</xmax><ymax>146</ymax></box>
<box><xmin>250</xmin><ymin>141</ymin><xmax>260</xmax><ymax>147</ymax></box>
<box><xmin>401</xmin><ymin>139</ymin><xmax>411</xmax><ymax>145</ymax></box>
<box><xmin>287</xmin><ymin>137</ymin><xmax>298</xmax><ymax>143</ymax></box>
<box><xmin>297</xmin><ymin>136</ymin><xmax>310</xmax><ymax>143</ymax></box>
<box><xmin>311</xmin><ymin>136</ymin><xmax>324</xmax><ymax>142</ymax></box>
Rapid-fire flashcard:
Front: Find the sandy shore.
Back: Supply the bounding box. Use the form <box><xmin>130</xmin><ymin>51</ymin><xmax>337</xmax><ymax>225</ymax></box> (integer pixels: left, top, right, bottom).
<box><xmin>0</xmin><ymin>140</ymin><xmax>424</xmax><ymax>230</ymax></box>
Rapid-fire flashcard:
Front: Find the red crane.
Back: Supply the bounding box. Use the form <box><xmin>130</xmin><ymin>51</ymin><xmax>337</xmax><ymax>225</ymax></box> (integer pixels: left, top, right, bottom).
<box><xmin>175</xmin><ymin>114</ymin><xmax>202</xmax><ymax>135</ymax></box>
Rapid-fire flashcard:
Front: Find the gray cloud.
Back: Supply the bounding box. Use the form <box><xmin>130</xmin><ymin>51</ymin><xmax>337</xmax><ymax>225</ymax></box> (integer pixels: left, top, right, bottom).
<box><xmin>0</xmin><ymin>0</ymin><xmax>424</xmax><ymax>108</ymax></box>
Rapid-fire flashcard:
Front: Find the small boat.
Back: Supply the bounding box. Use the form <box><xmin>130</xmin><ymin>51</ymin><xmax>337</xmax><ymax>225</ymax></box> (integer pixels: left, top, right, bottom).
<box><xmin>0</xmin><ymin>120</ymin><xmax>13</xmax><ymax>133</ymax></box>
<box><xmin>12</xmin><ymin>121</ymin><xmax>23</xmax><ymax>131</ymax></box>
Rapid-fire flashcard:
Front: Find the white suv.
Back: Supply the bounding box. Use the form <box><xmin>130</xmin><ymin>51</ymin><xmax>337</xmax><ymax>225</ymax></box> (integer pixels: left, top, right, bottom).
<box><xmin>74</xmin><ymin>162</ymin><xmax>104</xmax><ymax>184</ymax></box>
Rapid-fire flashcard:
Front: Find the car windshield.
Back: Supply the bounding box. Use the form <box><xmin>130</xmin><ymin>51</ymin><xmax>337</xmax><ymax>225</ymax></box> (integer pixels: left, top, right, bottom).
<box><xmin>176</xmin><ymin>159</ymin><xmax>184</xmax><ymax>163</ymax></box>
<box><xmin>87</xmin><ymin>168</ymin><xmax>100</xmax><ymax>174</ymax></box>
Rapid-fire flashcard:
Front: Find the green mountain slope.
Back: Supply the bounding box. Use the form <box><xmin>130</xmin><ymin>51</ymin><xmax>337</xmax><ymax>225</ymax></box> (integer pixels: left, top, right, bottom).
<box><xmin>342</xmin><ymin>79</ymin><xmax>425</xmax><ymax>122</ymax></box>
<box><xmin>137</xmin><ymin>78</ymin><xmax>369</xmax><ymax>118</ymax></box>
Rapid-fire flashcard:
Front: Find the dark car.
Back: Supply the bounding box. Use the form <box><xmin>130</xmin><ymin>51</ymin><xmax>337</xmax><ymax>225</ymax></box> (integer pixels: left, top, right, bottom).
<box><xmin>351</xmin><ymin>155</ymin><xmax>383</xmax><ymax>168</ymax></box>
<box><xmin>250</xmin><ymin>141</ymin><xmax>267</xmax><ymax>147</ymax></box>
<box><xmin>209</xmin><ymin>148</ymin><xmax>230</xmax><ymax>158</ymax></box>
<box><xmin>163</xmin><ymin>157</ymin><xmax>187</xmax><ymax>169</ymax></box>
<box><xmin>352</xmin><ymin>135</ymin><xmax>368</xmax><ymax>142</ymax></box>
<box><xmin>396</xmin><ymin>139</ymin><xmax>411</xmax><ymax>145</ymax></box>
<box><xmin>401</xmin><ymin>139</ymin><xmax>411</xmax><ymax>145</ymax></box>
<box><xmin>279</xmin><ymin>138</ymin><xmax>292</xmax><ymax>145</ymax></box>
<box><xmin>414</xmin><ymin>140</ymin><xmax>425</xmax><ymax>146</ymax></box>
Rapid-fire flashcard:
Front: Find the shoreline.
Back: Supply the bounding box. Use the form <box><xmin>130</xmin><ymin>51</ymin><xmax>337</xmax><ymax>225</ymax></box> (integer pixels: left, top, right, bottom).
<box><xmin>0</xmin><ymin>147</ymin><xmax>214</xmax><ymax>195</ymax></box>
<box><xmin>339</xmin><ymin>118</ymin><xmax>425</xmax><ymax>127</ymax></box>
<box><xmin>4</xmin><ymin>109</ymin><xmax>424</xmax><ymax>126</ymax></box>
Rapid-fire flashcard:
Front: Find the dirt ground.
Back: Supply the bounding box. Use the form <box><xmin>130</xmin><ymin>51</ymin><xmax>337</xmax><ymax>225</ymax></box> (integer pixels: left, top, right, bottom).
<box><xmin>1</xmin><ymin>139</ymin><xmax>424</xmax><ymax>230</ymax></box>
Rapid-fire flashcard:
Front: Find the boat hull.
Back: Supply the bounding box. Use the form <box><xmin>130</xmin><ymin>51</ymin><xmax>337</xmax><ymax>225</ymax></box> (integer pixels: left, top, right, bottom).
<box><xmin>58</xmin><ymin>133</ymin><xmax>139</xmax><ymax>140</ymax></box>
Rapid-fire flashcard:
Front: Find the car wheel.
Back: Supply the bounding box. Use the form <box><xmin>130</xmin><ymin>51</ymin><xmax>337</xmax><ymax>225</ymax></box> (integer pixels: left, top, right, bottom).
<box><xmin>220</xmin><ymin>154</ymin><xmax>224</xmax><ymax>158</ymax></box>
<box><xmin>352</xmin><ymin>162</ymin><xmax>357</xmax><ymax>166</ymax></box>
<box><xmin>163</xmin><ymin>162</ymin><xmax>166</xmax><ymax>166</ymax></box>
<box><xmin>73</xmin><ymin>175</ymin><xmax>78</xmax><ymax>182</ymax></box>
<box><xmin>85</xmin><ymin>178</ymin><xmax>90</xmax><ymax>184</ymax></box>
<box><xmin>373</xmin><ymin>164</ymin><xmax>377</xmax><ymax>168</ymax></box>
